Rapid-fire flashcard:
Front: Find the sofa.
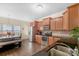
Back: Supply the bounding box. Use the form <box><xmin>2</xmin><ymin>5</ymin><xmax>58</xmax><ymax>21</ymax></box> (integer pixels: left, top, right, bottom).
<box><xmin>48</xmin><ymin>43</ymin><xmax>78</xmax><ymax>56</ymax></box>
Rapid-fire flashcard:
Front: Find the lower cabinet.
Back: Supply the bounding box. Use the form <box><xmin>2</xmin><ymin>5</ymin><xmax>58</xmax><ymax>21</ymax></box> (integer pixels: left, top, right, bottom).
<box><xmin>35</xmin><ymin>35</ymin><xmax>60</xmax><ymax>45</ymax></box>
<box><xmin>53</xmin><ymin>37</ymin><xmax>60</xmax><ymax>42</ymax></box>
<box><xmin>48</xmin><ymin>37</ymin><xmax>60</xmax><ymax>45</ymax></box>
<box><xmin>48</xmin><ymin>36</ymin><xmax>54</xmax><ymax>45</ymax></box>
<box><xmin>35</xmin><ymin>35</ymin><xmax>42</xmax><ymax>44</ymax></box>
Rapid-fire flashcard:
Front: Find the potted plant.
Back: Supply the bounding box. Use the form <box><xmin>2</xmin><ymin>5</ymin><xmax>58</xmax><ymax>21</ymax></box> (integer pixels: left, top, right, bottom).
<box><xmin>70</xmin><ymin>27</ymin><xmax>79</xmax><ymax>48</ymax></box>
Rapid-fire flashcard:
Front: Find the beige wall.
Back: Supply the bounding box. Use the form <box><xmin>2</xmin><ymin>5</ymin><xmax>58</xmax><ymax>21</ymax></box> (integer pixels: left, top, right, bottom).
<box><xmin>0</xmin><ymin>17</ymin><xmax>29</xmax><ymax>39</ymax></box>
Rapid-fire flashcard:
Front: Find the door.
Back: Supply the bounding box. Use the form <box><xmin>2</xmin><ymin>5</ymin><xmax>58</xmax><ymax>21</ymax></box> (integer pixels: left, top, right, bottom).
<box><xmin>28</xmin><ymin>26</ymin><xmax>33</xmax><ymax>42</ymax></box>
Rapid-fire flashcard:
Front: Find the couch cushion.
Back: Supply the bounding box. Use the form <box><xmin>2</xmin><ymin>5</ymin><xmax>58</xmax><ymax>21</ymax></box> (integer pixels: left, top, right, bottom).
<box><xmin>56</xmin><ymin>45</ymin><xmax>74</xmax><ymax>55</ymax></box>
<box><xmin>49</xmin><ymin>48</ymin><xmax>70</xmax><ymax>56</ymax></box>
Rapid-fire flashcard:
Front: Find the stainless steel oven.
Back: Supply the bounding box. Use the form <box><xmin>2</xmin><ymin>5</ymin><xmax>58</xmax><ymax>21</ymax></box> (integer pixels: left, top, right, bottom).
<box><xmin>42</xmin><ymin>31</ymin><xmax>52</xmax><ymax>36</ymax></box>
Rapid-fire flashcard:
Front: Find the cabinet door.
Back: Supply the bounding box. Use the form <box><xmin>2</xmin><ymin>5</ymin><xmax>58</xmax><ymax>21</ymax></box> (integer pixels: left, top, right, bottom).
<box><xmin>48</xmin><ymin>37</ymin><xmax>54</xmax><ymax>45</ymax></box>
<box><xmin>63</xmin><ymin>10</ymin><xmax>69</xmax><ymax>30</ymax></box>
<box><xmin>48</xmin><ymin>37</ymin><xmax>60</xmax><ymax>45</ymax></box>
<box><xmin>35</xmin><ymin>35</ymin><xmax>42</xmax><ymax>44</ymax></box>
<box><xmin>55</xmin><ymin>17</ymin><xmax>63</xmax><ymax>31</ymax></box>
<box><xmin>68</xmin><ymin>5</ymin><xmax>79</xmax><ymax>30</ymax></box>
<box><xmin>50</xmin><ymin>20</ymin><xmax>56</xmax><ymax>31</ymax></box>
<box><xmin>42</xmin><ymin>18</ymin><xmax>49</xmax><ymax>26</ymax></box>
<box><xmin>42</xmin><ymin>17</ymin><xmax>52</xmax><ymax>26</ymax></box>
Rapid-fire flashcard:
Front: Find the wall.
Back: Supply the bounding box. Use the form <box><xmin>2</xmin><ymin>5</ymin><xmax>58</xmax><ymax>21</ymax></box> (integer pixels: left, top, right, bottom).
<box><xmin>39</xmin><ymin>10</ymin><xmax>66</xmax><ymax>20</ymax></box>
<box><xmin>0</xmin><ymin>17</ymin><xmax>29</xmax><ymax>40</ymax></box>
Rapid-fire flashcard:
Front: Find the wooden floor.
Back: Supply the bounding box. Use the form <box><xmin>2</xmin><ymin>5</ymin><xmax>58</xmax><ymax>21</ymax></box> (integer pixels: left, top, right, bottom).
<box><xmin>0</xmin><ymin>39</ymin><xmax>46</xmax><ymax>56</ymax></box>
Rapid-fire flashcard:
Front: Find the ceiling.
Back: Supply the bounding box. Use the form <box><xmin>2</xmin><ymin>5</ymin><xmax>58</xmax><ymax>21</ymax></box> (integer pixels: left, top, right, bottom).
<box><xmin>0</xmin><ymin>3</ymin><xmax>73</xmax><ymax>21</ymax></box>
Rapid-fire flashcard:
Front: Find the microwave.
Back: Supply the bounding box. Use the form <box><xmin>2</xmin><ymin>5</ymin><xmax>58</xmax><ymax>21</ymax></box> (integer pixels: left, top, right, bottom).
<box><xmin>43</xmin><ymin>25</ymin><xmax>49</xmax><ymax>31</ymax></box>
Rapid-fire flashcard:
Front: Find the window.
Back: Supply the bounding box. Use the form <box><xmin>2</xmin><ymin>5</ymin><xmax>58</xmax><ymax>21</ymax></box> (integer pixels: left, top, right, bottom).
<box><xmin>13</xmin><ymin>25</ymin><xmax>21</xmax><ymax>35</ymax></box>
<box><xmin>13</xmin><ymin>26</ymin><xmax>20</xmax><ymax>31</ymax></box>
<box><xmin>3</xmin><ymin>24</ymin><xmax>13</xmax><ymax>32</ymax></box>
<box><xmin>0</xmin><ymin>24</ymin><xmax>21</xmax><ymax>35</ymax></box>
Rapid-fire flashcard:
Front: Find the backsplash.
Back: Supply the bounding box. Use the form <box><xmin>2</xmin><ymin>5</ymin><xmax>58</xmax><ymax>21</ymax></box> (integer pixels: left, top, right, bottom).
<box><xmin>52</xmin><ymin>30</ymin><xmax>70</xmax><ymax>34</ymax></box>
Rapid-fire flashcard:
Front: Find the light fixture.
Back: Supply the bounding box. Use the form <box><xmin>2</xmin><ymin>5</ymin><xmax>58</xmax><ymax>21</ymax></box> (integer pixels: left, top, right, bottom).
<box><xmin>31</xmin><ymin>3</ymin><xmax>46</xmax><ymax>14</ymax></box>
<box><xmin>36</xmin><ymin>4</ymin><xmax>43</xmax><ymax>9</ymax></box>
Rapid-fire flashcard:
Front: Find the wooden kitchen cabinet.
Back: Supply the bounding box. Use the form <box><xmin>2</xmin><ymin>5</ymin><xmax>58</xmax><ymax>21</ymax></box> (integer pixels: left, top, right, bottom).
<box><xmin>35</xmin><ymin>35</ymin><xmax>42</xmax><ymax>44</ymax></box>
<box><xmin>37</xmin><ymin>21</ymin><xmax>43</xmax><ymax>31</ymax></box>
<box><xmin>32</xmin><ymin>21</ymin><xmax>43</xmax><ymax>35</ymax></box>
<box><xmin>30</xmin><ymin>21</ymin><xmax>39</xmax><ymax>42</ymax></box>
<box><xmin>48</xmin><ymin>37</ymin><xmax>60</xmax><ymax>45</ymax></box>
<box><xmin>55</xmin><ymin>16</ymin><xmax>63</xmax><ymax>31</ymax></box>
<box><xmin>53</xmin><ymin>37</ymin><xmax>60</xmax><ymax>43</ymax></box>
<box><xmin>63</xmin><ymin>4</ymin><xmax>79</xmax><ymax>30</ymax></box>
<box><xmin>42</xmin><ymin>18</ymin><xmax>49</xmax><ymax>26</ymax></box>
<box><xmin>49</xmin><ymin>4</ymin><xmax>79</xmax><ymax>31</ymax></box>
<box><xmin>63</xmin><ymin>9</ymin><xmax>69</xmax><ymax>30</ymax></box>
<box><xmin>50</xmin><ymin>16</ymin><xmax>63</xmax><ymax>31</ymax></box>
<box><xmin>50</xmin><ymin>19</ymin><xmax>56</xmax><ymax>31</ymax></box>
<box><xmin>42</xmin><ymin>17</ymin><xmax>52</xmax><ymax>26</ymax></box>
<box><xmin>68</xmin><ymin>4</ymin><xmax>79</xmax><ymax>30</ymax></box>
<box><xmin>48</xmin><ymin>36</ymin><xmax>54</xmax><ymax>45</ymax></box>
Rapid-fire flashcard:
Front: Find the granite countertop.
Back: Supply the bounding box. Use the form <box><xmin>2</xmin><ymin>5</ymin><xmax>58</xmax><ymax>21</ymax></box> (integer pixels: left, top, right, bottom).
<box><xmin>52</xmin><ymin>32</ymin><xmax>72</xmax><ymax>38</ymax></box>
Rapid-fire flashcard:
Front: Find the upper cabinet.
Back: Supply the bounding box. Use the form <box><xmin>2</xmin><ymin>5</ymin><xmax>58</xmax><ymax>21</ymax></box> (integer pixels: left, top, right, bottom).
<box><xmin>55</xmin><ymin>16</ymin><xmax>63</xmax><ymax>31</ymax></box>
<box><xmin>37</xmin><ymin>21</ymin><xmax>43</xmax><ymax>31</ymax></box>
<box><xmin>63</xmin><ymin>4</ymin><xmax>79</xmax><ymax>30</ymax></box>
<box><xmin>63</xmin><ymin>9</ymin><xmax>69</xmax><ymax>30</ymax></box>
<box><xmin>50</xmin><ymin>19</ymin><xmax>56</xmax><ymax>31</ymax></box>
<box><xmin>68</xmin><ymin>4</ymin><xmax>79</xmax><ymax>30</ymax></box>
<box><xmin>50</xmin><ymin>16</ymin><xmax>63</xmax><ymax>31</ymax></box>
<box><xmin>42</xmin><ymin>18</ymin><xmax>50</xmax><ymax>26</ymax></box>
<box><xmin>42</xmin><ymin>17</ymin><xmax>52</xmax><ymax>26</ymax></box>
<box><xmin>42</xmin><ymin>17</ymin><xmax>53</xmax><ymax>30</ymax></box>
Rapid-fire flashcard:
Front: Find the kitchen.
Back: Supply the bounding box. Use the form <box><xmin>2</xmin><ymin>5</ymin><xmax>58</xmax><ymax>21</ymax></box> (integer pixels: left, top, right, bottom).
<box><xmin>30</xmin><ymin>3</ymin><xmax>79</xmax><ymax>49</ymax></box>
